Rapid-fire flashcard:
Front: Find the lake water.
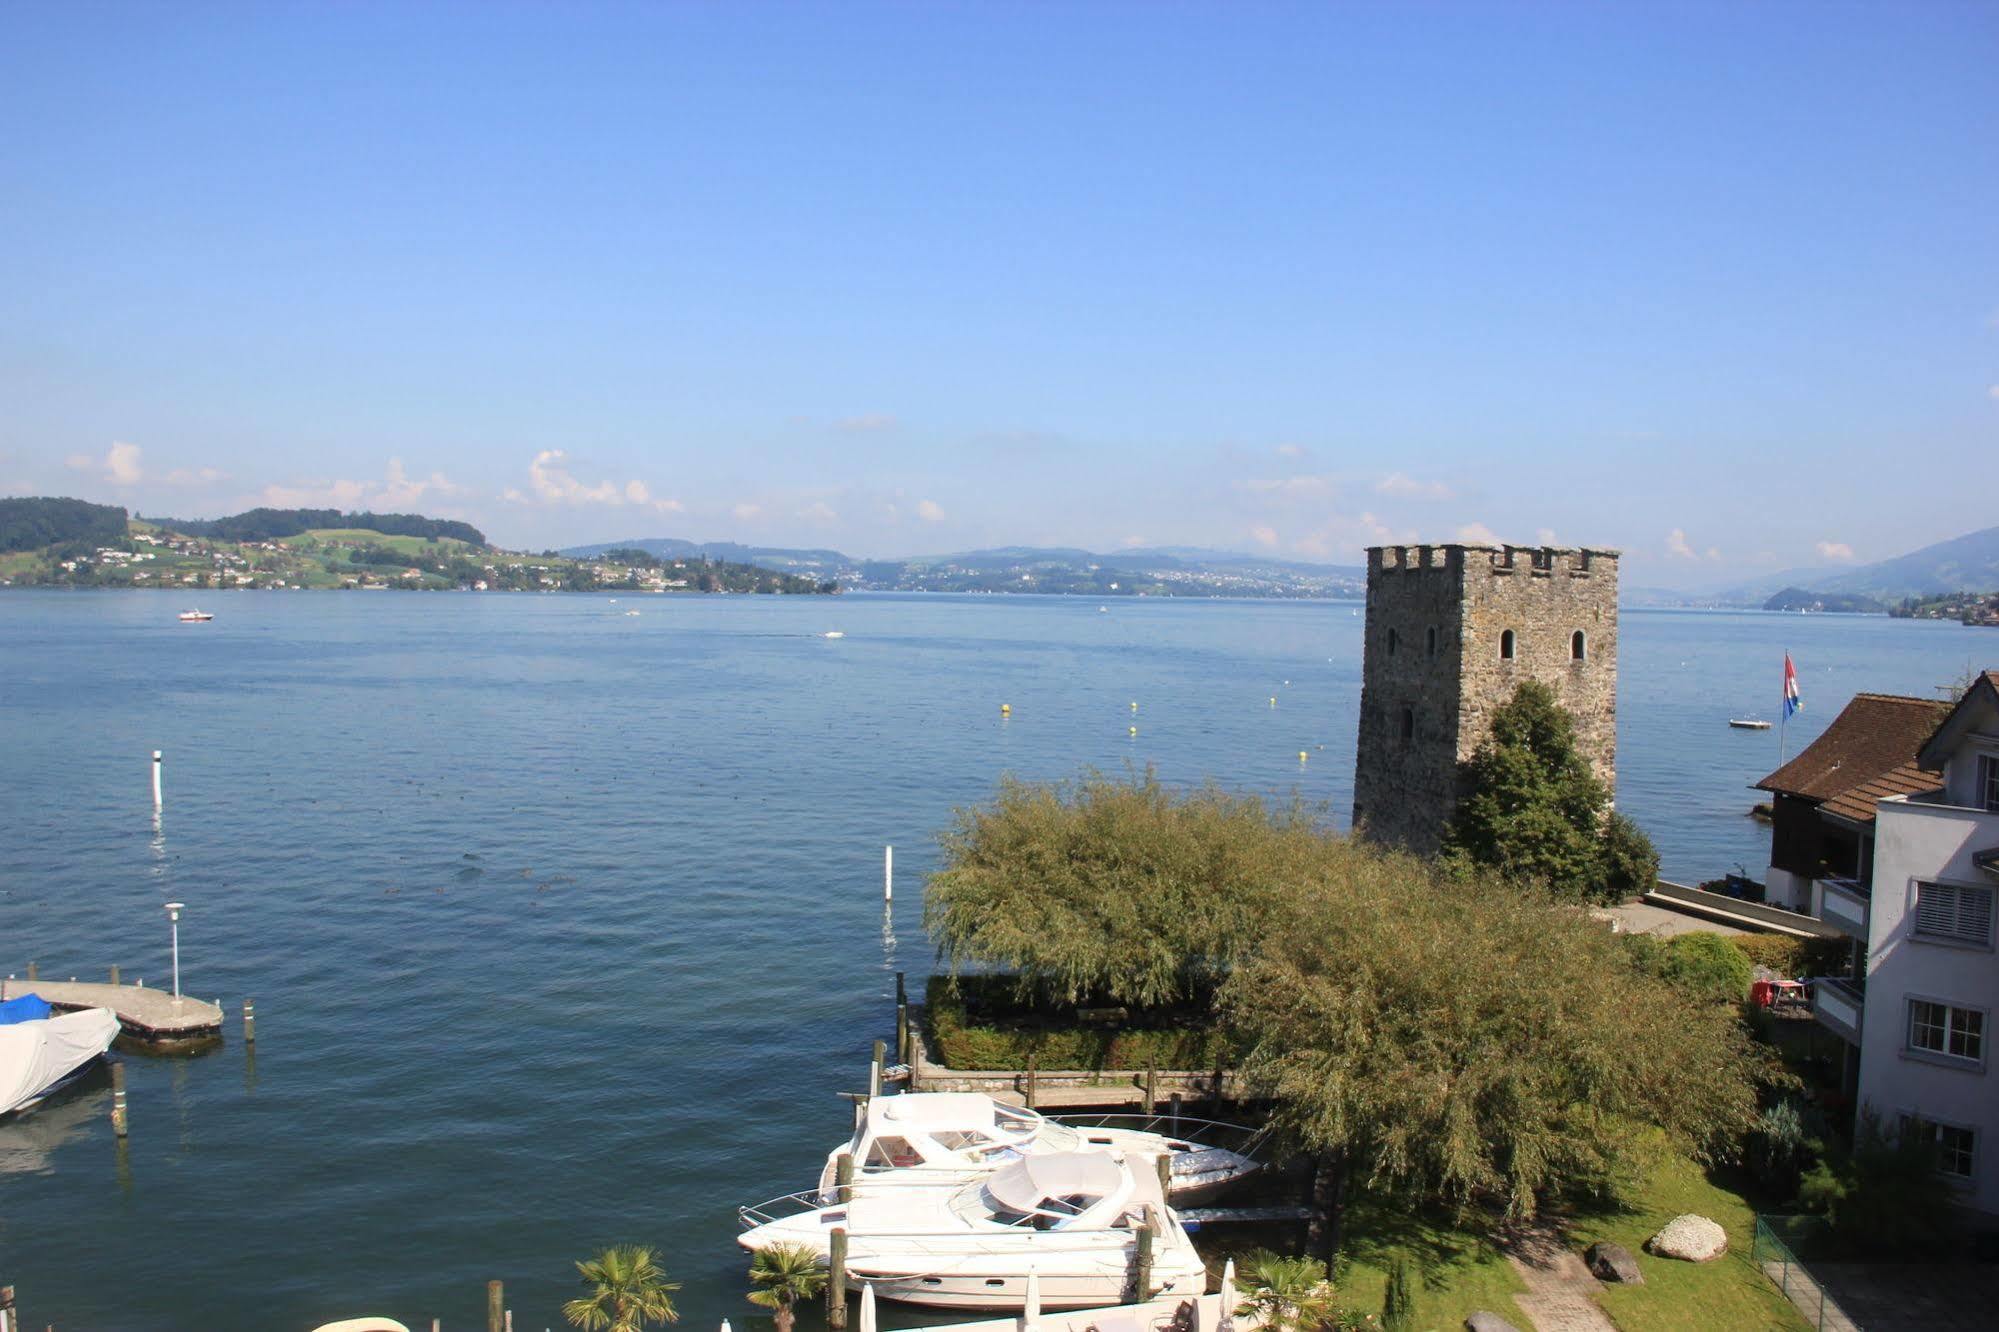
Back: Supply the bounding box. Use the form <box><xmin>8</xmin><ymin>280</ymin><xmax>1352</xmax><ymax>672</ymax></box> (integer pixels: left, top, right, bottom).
<box><xmin>0</xmin><ymin>591</ymin><xmax>1984</xmax><ymax>1330</ymax></box>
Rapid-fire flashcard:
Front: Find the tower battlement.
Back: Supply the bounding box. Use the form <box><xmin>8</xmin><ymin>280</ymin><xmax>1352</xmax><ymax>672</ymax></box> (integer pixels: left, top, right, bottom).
<box><xmin>1353</xmin><ymin>541</ymin><xmax>1620</xmax><ymax>855</ymax></box>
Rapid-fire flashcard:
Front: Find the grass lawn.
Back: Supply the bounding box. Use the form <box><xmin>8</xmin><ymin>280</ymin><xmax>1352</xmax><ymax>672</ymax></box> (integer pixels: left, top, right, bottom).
<box><xmin>283</xmin><ymin>528</ymin><xmax>474</xmax><ymax>554</ymax></box>
<box><xmin>1568</xmin><ymin>1153</ymin><xmax>1809</xmax><ymax>1332</ymax></box>
<box><xmin>1335</xmin><ymin>1196</ymin><xmax>1525</xmax><ymax>1331</ymax></box>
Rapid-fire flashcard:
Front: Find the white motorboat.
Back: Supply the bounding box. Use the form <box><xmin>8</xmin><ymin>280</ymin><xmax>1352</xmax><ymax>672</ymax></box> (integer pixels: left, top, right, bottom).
<box><xmin>0</xmin><ymin>1006</ymin><xmax>121</xmax><ymax>1117</ymax></box>
<box><xmin>177</xmin><ymin>609</ymin><xmax>214</xmax><ymax>622</ymax></box>
<box><xmin>739</xmin><ymin>1151</ymin><xmax>1206</xmax><ymax>1310</ymax></box>
<box><xmin>814</xmin><ymin>1092</ymin><xmax>1261</xmax><ymax>1205</ymax></box>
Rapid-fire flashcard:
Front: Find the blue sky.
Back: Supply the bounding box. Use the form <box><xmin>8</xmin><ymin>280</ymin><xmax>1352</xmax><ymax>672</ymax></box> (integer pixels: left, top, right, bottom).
<box><xmin>3</xmin><ymin>2</ymin><xmax>1994</xmax><ymax>583</ymax></box>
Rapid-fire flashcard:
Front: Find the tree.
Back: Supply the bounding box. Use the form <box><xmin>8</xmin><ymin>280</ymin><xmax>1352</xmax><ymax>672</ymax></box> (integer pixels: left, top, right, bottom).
<box><xmin>924</xmin><ymin>771</ymin><xmax>1326</xmax><ymax>1007</ymax></box>
<box><xmin>1221</xmin><ymin>844</ymin><xmax>1771</xmax><ymax>1242</ymax></box>
<box><xmin>563</xmin><ymin>1246</ymin><xmax>680</xmax><ymax>1332</ymax></box>
<box><xmin>1381</xmin><ymin>1257</ymin><xmax>1415</xmax><ymax>1332</ymax></box>
<box><xmin>1443</xmin><ymin>681</ymin><xmax>1659</xmax><ymax>902</ymax></box>
<box><xmin>1232</xmin><ymin>1252</ymin><xmax>1342</xmax><ymax>1332</ymax></box>
<box><xmin>746</xmin><ymin>1242</ymin><xmax>828</xmax><ymax>1332</ymax></box>
<box><xmin>1799</xmin><ymin>1110</ymin><xmax>1965</xmax><ymax>1258</ymax></box>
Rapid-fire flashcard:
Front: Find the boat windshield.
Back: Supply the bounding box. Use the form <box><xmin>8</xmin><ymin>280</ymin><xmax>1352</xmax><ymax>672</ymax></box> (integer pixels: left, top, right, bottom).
<box><xmin>949</xmin><ymin>1180</ymin><xmax>1107</xmax><ymax>1231</ymax></box>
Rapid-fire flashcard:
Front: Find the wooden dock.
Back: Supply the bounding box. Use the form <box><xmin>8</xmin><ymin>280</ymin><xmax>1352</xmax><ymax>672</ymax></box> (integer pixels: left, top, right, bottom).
<box><xmin>1</xmin><ymin>976</ymin><xmax>223</xmax><ymax>1040</ymax></box>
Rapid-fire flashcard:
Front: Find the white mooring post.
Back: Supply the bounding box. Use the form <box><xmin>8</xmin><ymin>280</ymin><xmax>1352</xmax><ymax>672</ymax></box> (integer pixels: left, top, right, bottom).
<box><xmin>884</xmin><ymin>844</ymin><xmax>893</xmax><ymax>902</ymax></box>
<box><xmin>152</xmin><ymin>750</ymin><xmax>163</xmax><ymax>808</ymax></box>
<box><xmin>164</xmin><ymin>901</ymin><xmax>184</xmax><ymax>998</ymax></box>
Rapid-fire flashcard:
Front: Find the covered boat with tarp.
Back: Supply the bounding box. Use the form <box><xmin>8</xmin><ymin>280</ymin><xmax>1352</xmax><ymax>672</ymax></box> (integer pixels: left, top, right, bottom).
<box><xmin>0</xmin><ymin>1004</ymin><xmax>121</xmax><ymax>1116</ymax></box>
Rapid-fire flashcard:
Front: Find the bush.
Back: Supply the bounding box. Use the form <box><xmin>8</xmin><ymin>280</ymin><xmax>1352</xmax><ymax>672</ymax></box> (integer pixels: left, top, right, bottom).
<box><xmin>1657</xmin><ymin>932</ymin><xmax>1754</xmax><ymax>1003</ymax></box>
<box><xmin>1598</xmin><ymin>811</ymin><xmax>1660</xmax><ymax>901</ymax></box>
<box><xmin>1731</xmin><ymin>934</ymin><xmax>1849</xmax><ymax>979</ymax></box>
<box><xmin>1747</xmin><ymin>1098</ymin><xmax>1823</xmax><ymax>1198</ymax></box>
<box><xmin>1798</xmin><ymin>1110</ymin><xmax>1965</xmax><ymax>1258</ymax></box>
<box><xmin>1381</xmin><ymin>1258</ymin><xmax>1415</xmax><ymax>1332</ymax></box>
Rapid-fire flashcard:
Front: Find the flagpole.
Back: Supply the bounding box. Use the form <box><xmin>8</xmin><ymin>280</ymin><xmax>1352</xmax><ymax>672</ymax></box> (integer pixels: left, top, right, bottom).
<box><xmin>1779</xmin><ymin>647</ymin><xmax>1790</xmax><ymax>766</ymax></box>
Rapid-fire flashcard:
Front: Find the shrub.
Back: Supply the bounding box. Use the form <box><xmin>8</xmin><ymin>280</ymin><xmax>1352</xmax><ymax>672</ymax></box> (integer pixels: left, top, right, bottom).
<box><xmin>925</xmin><ymin>977</ymin><xmax>1235</xmax><ymax>1071</ymax></box>
<box><xmin>1798</xmin><ymin>1110</ymin><xmax>1964</xmax><ymax>1258</ymax></box>
<box><xmin>1748</xmin><ymin>1098</ymin><xmax>1823</xmax><ymax>1198</ymax></box>
<box><xmin>1658</xmin><ymin>932</ymin><xmax>1754</xmax><ymax>1003</ymax></box>
<box><xmin>1381</xmin><ymin>1258</ymin><xmax>1415</xmax><ymax>1332</ymax></box>
<box><xmin>1731</xmin><ymin>934</ymin><xmax>1849</xmax><ymax>979</ymax></box>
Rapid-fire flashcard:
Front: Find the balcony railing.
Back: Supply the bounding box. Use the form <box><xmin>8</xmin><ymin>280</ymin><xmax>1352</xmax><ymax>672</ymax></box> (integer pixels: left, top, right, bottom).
<box><xmin>1811</xmin><ymin>976</ymin><xmax>1865</xmax><ymax>1045</ymax></box>
<box><xmin>1817</xmin><ymin>876</ymin><xmax>1870</xmax><ymax>939</ymax></box>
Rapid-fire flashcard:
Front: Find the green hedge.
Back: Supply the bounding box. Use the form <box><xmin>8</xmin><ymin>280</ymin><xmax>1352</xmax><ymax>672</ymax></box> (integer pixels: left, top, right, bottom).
<box><xmin>1730</xmin><ymin>934</ymin><xmax>1850</xmax><ymax>978</ymax></box>
<box><xmin>924</xmin><ymin>975</ymin><xmax>1237</xmax><ymax>1072</ymax></box>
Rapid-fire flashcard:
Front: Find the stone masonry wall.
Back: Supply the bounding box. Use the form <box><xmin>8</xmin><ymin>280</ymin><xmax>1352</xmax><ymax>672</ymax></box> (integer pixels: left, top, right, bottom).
<box><xmin>1354</xmin><ymin>544</ymin><xmax>1619</xmax><ymax>855</ymax></box>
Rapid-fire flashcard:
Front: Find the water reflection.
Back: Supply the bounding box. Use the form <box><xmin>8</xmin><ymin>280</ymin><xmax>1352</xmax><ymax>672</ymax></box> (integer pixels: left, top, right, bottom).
<box><xmin>0</xmin><ymin>1084</ymin><xmax>107</xmax><ymax>1176</ymax></box>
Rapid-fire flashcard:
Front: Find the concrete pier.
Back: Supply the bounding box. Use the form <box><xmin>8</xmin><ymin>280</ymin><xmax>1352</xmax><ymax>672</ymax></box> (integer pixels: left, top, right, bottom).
<box><xmin>2</xmin><ymin>976</ymin><xmax>224</xmax><ymax>1040</ymax></box>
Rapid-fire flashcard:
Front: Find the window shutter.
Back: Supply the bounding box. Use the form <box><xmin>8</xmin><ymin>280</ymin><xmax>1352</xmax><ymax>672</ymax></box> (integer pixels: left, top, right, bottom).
<box><xmin>1915</xmin><ymin>883</ymin><xmax>1994</xmax><ymax>944</ymax></box>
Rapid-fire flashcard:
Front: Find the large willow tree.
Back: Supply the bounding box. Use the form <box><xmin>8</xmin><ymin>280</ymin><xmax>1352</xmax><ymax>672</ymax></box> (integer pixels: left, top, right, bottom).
<box><xmin>927</xmin><ymin>773</ymin><xmax>1773</xmax><ymax>1236</ymax></box>
<box><xmin>924</xmin><ymin>771</ymin><xmax>1323</xmax><ymax>1007</ymax></box>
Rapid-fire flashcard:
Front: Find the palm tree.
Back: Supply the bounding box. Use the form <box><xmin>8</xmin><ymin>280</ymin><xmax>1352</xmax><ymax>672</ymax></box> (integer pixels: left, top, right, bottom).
<box><xmin>747</xmin><ymin>1242</ymin><xmax>829</xmax><ymax>1332</ymax></box>
<box><xmin>563</xmin><ymin>1245</ymin><xmax>681</xmax><ymax>1332</ymax></box>
<box><xmin>1235</xmin><ymin>1250</ymin><xmax>1339</xmax><ymax>1332</ymax></box>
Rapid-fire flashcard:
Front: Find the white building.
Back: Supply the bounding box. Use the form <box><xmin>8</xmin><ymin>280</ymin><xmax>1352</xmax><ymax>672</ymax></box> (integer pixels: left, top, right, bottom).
<box><xmin>1835</xmin><ymin>671</ymin><xmax>1999</xmax><ymax>1221</ymax></box>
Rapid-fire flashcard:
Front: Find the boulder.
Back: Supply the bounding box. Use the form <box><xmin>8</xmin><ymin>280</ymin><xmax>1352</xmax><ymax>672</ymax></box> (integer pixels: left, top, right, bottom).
<box><xmin>1464</xmin><ymin>1315</ymin><xmax>1522</xmax><ymax>1332</ymax></box>
<box><xmin>1584</xmin><ymin>1240</ymin><xmax>1644</xmax><ymax>1284</ymax></box>
<box><xmin>1646</xmin><ymin>1213</ymin><xmax>1728</xmax><ymax>1262</ymax></box>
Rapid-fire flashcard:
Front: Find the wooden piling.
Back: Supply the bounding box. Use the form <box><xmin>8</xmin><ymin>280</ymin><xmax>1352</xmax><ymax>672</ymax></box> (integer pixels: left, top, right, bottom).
<box><xmin>1</xmin><ymin>1283</ymin><xmax>16</xmax><ymax>1332</ymax></box>
<box><xmin>1156</xmin><ymin>1151</ymin><xmax>1172</xmax><ymax>1196</ymax></box>
<box><xmin>24</xmin><ymin>962</ymin><xmax>34</xmax><ymax>982</ymax></box>
<box><xmin>1144</xmin><ymin>1062</ymin><xmax>1158</xmax><ymax>1113</ymax></box>
<box><xmin>1133</xmin><ymin>1220</ymin><xmax>1155</xmax><ymax>1301</ymax></box>
<box><xmin>1024</xmin><ymin>1053</ymin><xmax>1038</xmax><ymax>1110</ymax></box>
<box><xmin>243</xmin><ymin>998</ymin><xmax>255</xmax><ymax>1044</ymax></box>
<box><xmin>505</xmin><ymin>1311</ymin><xmax>513</xmax><ymax>1332</ymax></box>
<box><xmin>895</xmin><ymin>971</ymin><xmax>907</xmax><ymax>1006</ymax></box>
<box><xmin>870</xmin><ymin>1039</ymin><xmax>885</xmax><ymax>1097</ymax></box>
<box><xmin>432</xmin><ymin>1321</ymin><xmax>441</xmax><ymax>1332</ymax></box>
<box><xmin>486</xmin><ymin>1279</ymin><xmax>503</xmax><ymax>1332</ymax></box>
<box><xmin>110</xmin><ymin>1059</ymin><xmax>128</xmax><ymax>1137</ymax></box>
<box><xmin>828</xmin><ymin>1227</ymin><xmax>850</xmax><ymax>1330</ymax></box>
<box><xmin>1169</xmin><ymin>1091</ymin><xmax>1183</xmax><ymax>1134</ymax></box>
<box><xmin>109</xmin><ymin>964</ymin><xmax>120</xmax><ymax>986</ymax></box>
<box><xmin>836</xmin><ymin>1151</ymin><xmax>855</xmax><ymax>1204</ymax></box>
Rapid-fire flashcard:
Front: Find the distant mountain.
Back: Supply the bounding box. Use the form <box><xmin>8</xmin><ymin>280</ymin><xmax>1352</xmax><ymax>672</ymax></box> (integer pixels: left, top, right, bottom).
<box><xmin>1705</xmin><ymin>525</ymin><xmax>1999</xmax><ymax>608</ymax></box>
<box><xmin>559</xmin><ymin>538</ymin><xmax>1367</xmax><ymax>598</ymax></box>
<box><xmin>1761</xmin><ymin>586</ymin><xmax>1888</xmax><ymax>614</ymax></box>
<box><xmin>148</xmin><ymin>506</ymin><xmax>487</xmax><ymax>547</ymax></box>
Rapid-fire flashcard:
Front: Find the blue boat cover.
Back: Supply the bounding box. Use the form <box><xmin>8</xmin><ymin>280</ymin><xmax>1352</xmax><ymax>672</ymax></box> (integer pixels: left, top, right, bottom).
<box><xmin>0</xmin><ymin>993</ymin><xmax>53</xmax><ymax>1025</ymax></box>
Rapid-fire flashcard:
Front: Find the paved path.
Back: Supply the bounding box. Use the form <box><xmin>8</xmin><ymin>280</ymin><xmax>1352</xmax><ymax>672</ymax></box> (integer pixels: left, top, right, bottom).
<box><xmin>2</xmin><ymin>976</ymin><xmax>223</xmax><ymax>1038</ymax></box>
<box><xmin>1501</xmin><ymin>1221</ymin><xmax>1615</xmax><ymax>1332</ymax></box>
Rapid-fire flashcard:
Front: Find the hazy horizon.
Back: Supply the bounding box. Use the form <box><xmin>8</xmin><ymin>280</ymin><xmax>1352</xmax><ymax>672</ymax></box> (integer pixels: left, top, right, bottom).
<box><xmin>5</xmin><ymin>3</ymin><xmax>1995</xmax><ymax>589</ymax></box>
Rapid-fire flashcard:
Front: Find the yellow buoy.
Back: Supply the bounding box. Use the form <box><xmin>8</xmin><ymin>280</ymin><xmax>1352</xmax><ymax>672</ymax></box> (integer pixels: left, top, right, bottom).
<box><xmin>1269</xmin><ymin>697</ymin><xmax>1277</xmax><ymax>707</ymax></box>
<box><xmin>1129</xmin><ymin>725</ymin><xmax>1138</xmax><ymax>737</ymax></box>
<box><xmin>1129</xmin><ymin>701</ymin><xmax>1138</xmax><ymax>711</ymax></box>
<box><xmin>1298</xmin><ymin>751</ymin><xmax>1309</xmax><ymax>762</ymax></box>
<box><xmin>1000</xmin><ymin>703</ymin><xmax>1011</xmax><ymax>716</ymax></box>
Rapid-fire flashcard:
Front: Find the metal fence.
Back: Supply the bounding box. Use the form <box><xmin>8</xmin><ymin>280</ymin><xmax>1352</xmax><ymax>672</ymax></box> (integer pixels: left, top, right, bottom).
<box><xmin>1753</xmin><ymin>1214</ymin><xmax>1839</xmax><ymax>1330</ymax></box>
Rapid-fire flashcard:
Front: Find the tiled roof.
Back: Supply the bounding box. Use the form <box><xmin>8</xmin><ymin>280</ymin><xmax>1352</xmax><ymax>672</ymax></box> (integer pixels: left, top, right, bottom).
<box><xmin>1819</xmin><ymin>759</ymin><xmax>1943</xmax><ymax>825</ymax></box>
<box><xmin>1755</xmin><ymin>693</ymin><xmax>1949</xmax><ymax>827</ymax></box>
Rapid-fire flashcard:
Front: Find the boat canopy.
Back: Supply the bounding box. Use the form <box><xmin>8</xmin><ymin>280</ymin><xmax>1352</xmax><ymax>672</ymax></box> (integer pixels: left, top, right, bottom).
<box><xmin>0</xmin><ymin>994</ymin><xmax>53</xmax><ymax>1025</ymax></box>
<box><xmin>986</xmin><ymin>1152</ymin><xmax>1124</xmax><ymax>1215</ymax></box>
<box><xmin>0</xmin><ymin>1008</ymin><xmax>120</xmax><ymax>1116</ymax></box>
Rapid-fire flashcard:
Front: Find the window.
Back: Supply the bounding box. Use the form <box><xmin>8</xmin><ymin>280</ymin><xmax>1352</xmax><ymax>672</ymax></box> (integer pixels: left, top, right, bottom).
<box><xmin>1425</xmin><ymin>627</ymin><xmax>1438</xmax><ymax>657</ymax></box>
<box><xmin>1901</xmin><ymin>1116</ymin><xmax>1977</xmax><ymax>1179</ymax></box>
<box><xmin>1570</xmin><ymin>630</ymin><xmax>1587</xmax><ymax>661</ymax></box>
<box><xmin>1908</xmin><ymin>999</ymin><xmax>1985</xmax><ymax>1063</ymax></box>
<box><xmin>1400</xmin><ymin>707</ymin><xmax>1415</xmax><ymax>740</ymax></box>
<box><xmin>1387</xmin><ymin>628</ymin><xmax>1399</xmax><ymax>656</ymax></box>
<box><xmin>1981</xmin><ymin>755</ymin><xmax>1999</xmax><ymax>813</ymax></box>
<box><xmin>1914</xmin><ymin>882</ymin><xmax>1994</xmax><ymax>946</ymax></box>
<box><xmin>1500</xmin><ymin>629</ymin><xmax>1516</xmax><ymax>660</ymax></box>
<box><xmin>864</xmin><ymin>1135</ymin><xmax>923</xmax><ymax>1168</ymax></box>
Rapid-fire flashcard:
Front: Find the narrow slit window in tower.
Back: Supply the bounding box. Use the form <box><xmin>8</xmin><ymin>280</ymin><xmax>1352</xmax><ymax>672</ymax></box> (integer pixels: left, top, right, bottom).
<box><xmin>1425</xmin><ymin>626</ymin><xmax>1437</xmax><ymax>657</ymax></box>
<box><xmin>1500</xmin><ymin>629</ymin><xmax>1516</xmax><ymax>660</ymax></box>
<box><xmin>1400</xmin><ymin>706</ymin><xmax>1415</xmax><ymax>740</ymax></box>
<box><xmin>1571</xmin><ymin>630</ymin><xmax>1587</xmax><ymax>661</ymax></box>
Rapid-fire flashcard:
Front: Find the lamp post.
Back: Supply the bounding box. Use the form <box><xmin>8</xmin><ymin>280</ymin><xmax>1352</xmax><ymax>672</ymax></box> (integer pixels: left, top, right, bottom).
<box><xmin>164</xmin><ymin>901</ymin><xmax>184</xmax><ymax>998</ymax></box>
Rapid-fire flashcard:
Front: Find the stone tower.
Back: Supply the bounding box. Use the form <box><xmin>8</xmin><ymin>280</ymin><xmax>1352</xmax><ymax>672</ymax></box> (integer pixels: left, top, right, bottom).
<box><xmin>1352</xmin><ymin>543</ymin><xmax>1620</xmax><ymax>855</ymax></box>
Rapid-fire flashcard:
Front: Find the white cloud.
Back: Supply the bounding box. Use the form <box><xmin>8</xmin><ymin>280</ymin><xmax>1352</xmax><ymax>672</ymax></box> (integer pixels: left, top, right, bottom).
<box><xmin>67</xmin><ymin>441</ymin><xmax>145</xmax><ymax>486</ymax></box>
<box><xmin>504</xmin><ymin>450</ymin><xmax>678</xmax><ymax>512</ymax></box>
<box><xmin>1456</xmin><ymin>522</ymin><xmax>1501</xmax><ymax>544</ymax></box>
<box><xmin>836</xmin><ymin>412</ymin><xmax>899</xmax><ymax>433</ymax></box>
<box><xmin>1987</xmin><ymin>384</ymin><xmax>1999</xmax><ymax>401</ymax></box>
<box><xmin>799</xmin><ymin>501</ymin><xmax>839</xmax><ymax>522</ymax></box>
<box><xmin>1815</xmin><ymin>540</ymin><xmax>1856</xmax><ymax>563</ymax></box>
<box><xmin>1239</xmin><ymin>474</ymin><xmax>1335</xmax><ymax>500</ymax></box>
<box><xmin>1536</xmin><ymin>528</ymin><xmax>1559</xmax><ymax>546</ymax></box>
<box><xmin>1249</xmin><ymin>524</ymin><xmax>1280</xmax><ymax>548</ymax></box>
<box><xmin>260</xmin><ymin>459</ymin><xmax>460</xmax><ymax>511</ymax></box>
<box><xmin>1375</xmin><ymin>472</ymin><xmax>1453</xmax><ymax>501</ymax></box>
<box><xmin>1666</xmin><ymin>528</ymin><xmax>1697</xmax><ymax>560</ymax></box>
<box><xmin>732</xmin><ymin>503</ymin><xmax>763</xmax><ymax>521</ymax></box>
<box><xmin>163</xmin><ymin>466</ymin><xmax>229</xmax><ymax>487</ymax></box>
<box><xmin>1274</xmin><ymin>443</ymin><xmax>1307</xmax><ymax>459</ymax></box>
<box><xmin>1121</xmin><ymin>535</ymin><xmax>1147</xmax><ymax>548</ymax></box>
<box><xmin>917</xmin><ymin>499</ymin><xmax>946</xmax><ymax>523</ymax></box>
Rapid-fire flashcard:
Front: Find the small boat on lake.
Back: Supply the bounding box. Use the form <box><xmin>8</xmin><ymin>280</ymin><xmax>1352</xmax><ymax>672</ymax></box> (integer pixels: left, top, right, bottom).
<box><xmin>0</xmin><ymin>1003</ymin><xmax>121</xmax><ymax>1117</ymax></box>
<box><xmin>177</xmin><ymin>609</ymin><xmax>214</xmax><ymax>622</ymax></box>
<box><xmin>738</xmin><ymin>1151</ymin><xmax>1206</xmax><ymax>1310</ymax></box>
<box><xmin>1729</xmin><ymin>718</ymin><xmax>1773</xmax><ymax>730</ymax></box>
<box><xmin>811</xmin><ymin>1091</ymin><xmax>1261</xmax><ymax>1205</ymax></box>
